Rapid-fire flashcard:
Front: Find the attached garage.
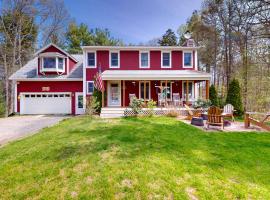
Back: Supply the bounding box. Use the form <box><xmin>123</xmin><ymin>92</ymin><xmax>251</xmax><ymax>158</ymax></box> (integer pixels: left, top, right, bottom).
<box><xmin>20</xmin><ymin>93</ymin><xmax>72</xmax><ymax>115</ymax></box>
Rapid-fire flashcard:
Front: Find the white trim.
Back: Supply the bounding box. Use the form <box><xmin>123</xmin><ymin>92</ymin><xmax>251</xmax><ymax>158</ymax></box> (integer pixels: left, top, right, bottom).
<box><xmin>83</xmin><ymin>50</ymin><xmax>86</xmax><ymax>112</ymax></box>
<box><xmin>194</xmin><ymin>51</ymin><xmax>198</xmax><ymax>70</ymax></box>
<box><xmin>86</xmin><ymin>51</ymin><xmax>97</xmax><ymax>68</ymax></box>
<box><xmin>35</xmin><ymin>43</ymin><xmax>78</xmax><ymax>62</ymax></box>
<box><xmin>67</xmin><ymin>57</ymin><xmax>70</xmax><ymax>73</ymax></box>
<box><xmin>161</xmin><ymin>81</ymin><xmax>173</xmax><ymax>100</ymax></box>
<box><xmin>139</xmin><ymin>81</ymin><xmax>151</xmax><ymax>100</ymax></box>
<box><xmin>182</xmin><ymin>81</ymin><xmax>195</xmax><ymax>99</ymax></box>
<box><xmin>109</xmin><ymin>51</ymin><xmax>120</xmax><ymax>68</ymax></box>
<box><xmin>20</xmin><ymin>92</ymin><xmax>71</xmax><ymax>95</ymax></box>
<box><xmin>161</xmin><ymin>51</ymin><xmax>171</xmax><ymax>68</ymax></box>
<box><xmin>139</xmin><ymin>51</ymin><xmax>150</xmax><ymax>68</ymax></box>
<box><xmin>14</xmin><ymin>81</ymin><xmax>17</xmax><ymax>113</ymax></box>
<box><xmin>107</xmin><ymin>80</ymin><xmax>121</xmax><ymax>106</ymax></box>
<box><xmin>10</xmin><ymin>78</ymin><xmax>82</xmax><ymax>81</ymax></box>
<box><xmin>86</xmin><ymin>81</ymin><xmax>94</xmax><ymax>95</ymax></box>
<box><xmin>82</xmin><ymin>46</ymin><xmax>199</xmax><ymax>51</ymax></box>
<box><xmin>183</xmin><ymin>51</ymin><xmax>193</xmax><ymax>69</ymax></box>
<box><xmin>75</xmin><ymin>92</ymin><xmax>84</xmax><ymax>114</ymax></box>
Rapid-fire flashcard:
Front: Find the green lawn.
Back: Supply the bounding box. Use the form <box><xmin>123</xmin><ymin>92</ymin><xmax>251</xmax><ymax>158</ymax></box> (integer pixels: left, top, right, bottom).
<box><xmin>0</xmin><ymin>116</ymin><xmax>270</xmax><ymax>199</ymax></box>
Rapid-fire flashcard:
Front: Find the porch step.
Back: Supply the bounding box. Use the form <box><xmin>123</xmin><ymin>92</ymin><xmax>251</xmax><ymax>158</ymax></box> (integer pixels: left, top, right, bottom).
<box><xmin>100</xmin><ymin>107</ymin><xmax>125</xmax><ymax>118</ymax></box>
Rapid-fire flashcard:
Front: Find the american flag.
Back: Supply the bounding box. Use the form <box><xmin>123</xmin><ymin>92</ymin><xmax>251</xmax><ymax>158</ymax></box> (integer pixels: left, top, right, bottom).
<box><xmin>94</xmin><ymin>67</ymin><xmax>104</xmax><ymax>92</ymax></box>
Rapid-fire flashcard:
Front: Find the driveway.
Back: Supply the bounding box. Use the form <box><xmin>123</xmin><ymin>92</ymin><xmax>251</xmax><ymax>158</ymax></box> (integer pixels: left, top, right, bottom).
<box><xmin>0</xmin><ymin>115</ymin><xmax>68</xmax><ymax>146</ymax></box>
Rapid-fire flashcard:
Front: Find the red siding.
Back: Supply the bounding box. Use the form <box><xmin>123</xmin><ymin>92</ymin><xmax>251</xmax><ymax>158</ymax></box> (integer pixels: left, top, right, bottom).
<box><xmin>172</xmin><ymin>51</ymin><xmax>182</xmax><ymax>69</ymax></box>
<box><xmin>17</xmin><ymin>81</ymin><xmax>82</xmax><ymax>115</ymax></box>
<box><xmin>150</xmin><ymin>51</ymin><xmax>161</xmax><ymax>69</ymax></box>
<box><xmin>120</xmin><ymin>51</ymin><xmax>139</xmax><ymax>69</ymax></box>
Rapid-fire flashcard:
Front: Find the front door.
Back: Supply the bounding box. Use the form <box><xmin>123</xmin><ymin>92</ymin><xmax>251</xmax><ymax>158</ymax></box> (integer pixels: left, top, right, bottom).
<box><xmin>75</xmin><ymin>92</ymin><xmax>84</xmax><ymax>114</ymax></box>
<box><xmin>108</xmin><ymin>81</ymin><xmax>121</xmax><ymax>106</ymax></box>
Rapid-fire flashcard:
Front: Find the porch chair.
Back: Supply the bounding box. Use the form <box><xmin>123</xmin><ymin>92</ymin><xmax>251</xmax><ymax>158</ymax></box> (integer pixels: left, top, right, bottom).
<box><xmin>172</xmin><ymin>93</ymin><xmax>181</xmax><ymax>107</ymax></box>
<box><xmin>184</xmin><ymin>104</ymin><xmax>201</xmax><ymax>120</ymax></box>
<box><xmin>222</xmin><ymin>104</ymin><xmax>235</xmax><ymax>121</ymax></box>
<box><xmin>207</xmin><ymin>106</ymin><xmax>224</xmax><ymax>129</ymax></box>
<box><xmin>158</xmin><ymin>93</ymin><xmax>166</xmax><ymax>107</ymax></box>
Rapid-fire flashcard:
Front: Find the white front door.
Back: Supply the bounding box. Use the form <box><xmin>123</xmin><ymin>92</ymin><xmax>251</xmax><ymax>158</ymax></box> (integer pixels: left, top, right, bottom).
<box><xmin>75</xmin><ymin>92</ymin><xmax>84</xmax><ymax>114</ymax></box>
<box><xmin>108</xmin><ymin>81</ymin><xmax>121</xmax><ymax>106</ymax></box>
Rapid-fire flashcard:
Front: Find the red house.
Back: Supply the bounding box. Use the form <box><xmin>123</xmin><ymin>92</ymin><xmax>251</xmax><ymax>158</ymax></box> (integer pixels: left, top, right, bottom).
<box><xmin>10</xmin><ymin>42</ymin><xmax>211</xmax><ymax>116</ymax></box>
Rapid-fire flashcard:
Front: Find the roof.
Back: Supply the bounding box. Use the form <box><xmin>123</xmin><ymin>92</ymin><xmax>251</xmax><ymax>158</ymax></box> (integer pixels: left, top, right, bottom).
<box><xmin>35</xmin><ymin>43</ymin><xmax>78</xmax><ymax>62</ymax></box>
<box><xmin>101</xmin><ymin>70</ymin><xmax>211</xmax><ymax>81</ymax></box>
<box><xmin>9</xmin><ymin>54</ymin><xmax>83</xmax><ymax>81</ymax></box>
<box><xmin>81</xmin><ymin>46</ymin><xmax>199</xmax><ymax>51</ymax></box>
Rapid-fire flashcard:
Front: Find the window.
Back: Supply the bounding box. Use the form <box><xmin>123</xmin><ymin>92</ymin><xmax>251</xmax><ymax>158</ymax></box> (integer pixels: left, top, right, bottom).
<box><xmin>43</xmin><ymin>57</ymin><xmax>56</xmax><ymax>69</ymax></box>
<box><xmin>139</xmin><ymin>81</ymin><xmax>150</xmax><ymax>100</ymax></box>
<box><xmin>42</xmin><ymin>57</ymin><xmax>65</xmax><ymax>72</ymax></box>
<box><xmin>77</xmin><ymin>95</ymin><xmax>83</xmax><ymax>108</ymax></box>
<box><xmin>162</xmin><ymin>52</ymin><xmax>171</xmax><ymax>68</ymax></box>
<box><xmin>183</xmin><ymin>52</ymin><xmax>193</xmax><ymax>68</ymax></box>
<box><xmin>161</xmin><ymin>81</ymin><xmax>172</xmax><ymax>100</ymax></box>
<box><xmin>183</xmin><ymin>81</ymin><xmax>194</xmax><ymax>99</ymax></box>
<box><xmin>110</xmin><ymin>52</ymin><xmax>119</xmax><ymax>68</ymax></box>
<box><xmin>140</xmin><ymin>52</ymin><xmax>149</xmax><ymax>68</ymax></box>
<box><xmin>87</xmin><ymin>52</ymin><xmax>96</xmax><ymax>67</ymax></box>
<box><xmin>87</xmin><ymin>81</ymin><xmax>94</xmax><ymax>94</ymax></box>
<box><xmin>58</xmin><ymin>58</ymin><xmax>64</xmax><ymax>70</ymax></box>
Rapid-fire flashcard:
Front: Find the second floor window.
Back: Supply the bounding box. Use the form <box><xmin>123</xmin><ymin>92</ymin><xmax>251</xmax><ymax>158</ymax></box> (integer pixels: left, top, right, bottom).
<box><xmin>110</xmin><ymin>52</ymin><xmax>119</xmax><ymax>68</ymax></box>
<box><xmin>140</xmin><ymin>52</ymin><xmax>149</xmax><ymax>68</ymax></box>
<box><xmin>183</xmin><ymin>52</ymin><xmax>193</xmax><ymax>68</ymax></box>
<box><xmin>42</xmin><ymin>57</ymin><xmax>65</xmax><ymax>72</ymax></box>
<box><xmin>58</xmin><ymin>58</ymin><xmax>64</xmax><ymax>70</ymax></box>
<box><xmin>87</xmin><ymin>52</ymin><xmax>96</xmax><ymax>67</ymax></box>
<box><xmin>162</xmin><ymin>52</ymin><xmax>171</xmax><ymax>68</ymax></box>
<box><xmin>87</xmin><ymin>81</ymin><xmax>94</xmax><ymax>94</ymax></box>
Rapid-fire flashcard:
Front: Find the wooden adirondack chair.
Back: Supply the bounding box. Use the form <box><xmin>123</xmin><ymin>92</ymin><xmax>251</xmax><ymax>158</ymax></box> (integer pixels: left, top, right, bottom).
<box><xmin>184</xmin><ymin>104</ymin><xmax>201</xmax><ymax>120</ymax></box>
<box><xmin>222</xmin><ymin>104</ymin><xmax>235</xmax><ymax>121</ymax></box>
<box><xmin>207</xmin><ymin>106</ymin><xmax>224</xmax><ymax>129</ymax></box>
<box><xmin>172</xmin><ymin>93</ymin><xmax>181</xmax><ymax>106</ymax></box>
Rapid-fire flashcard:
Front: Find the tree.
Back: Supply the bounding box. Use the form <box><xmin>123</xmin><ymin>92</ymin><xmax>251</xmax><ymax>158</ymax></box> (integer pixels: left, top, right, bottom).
<box><xmin>209</xmin><ymin>84</ymin><xmax>218</xmax><ymax>106</ymax></box>
<box><xmin>0</xmin><ymin>83</ymin><xmax>5</xmax><ymax>117</ymax></box>
<box><xmin>158</xmin><ymin>29</ymin><xmax>177</xmax><ymax>46</ymax></box>
<box><xmin>226</xmin><ymin>79</ymin><xmax>243</xmax><ymax>116</ymax></box>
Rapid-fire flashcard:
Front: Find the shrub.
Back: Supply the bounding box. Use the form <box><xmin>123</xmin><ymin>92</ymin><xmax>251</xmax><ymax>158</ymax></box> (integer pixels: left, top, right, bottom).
<box><xmin>226</xmin><ymin>78</ymin><xmax>244</xmax><ymax>116</ymax></box>
<box><xmin>194</xmin><ymin>98</ymin><xmax>211</xmax><ymax>109</ymax></box>
<box><xmin>209</xmin><ymin>84</ymin><xmax>218</xmax><ymax>106</ymax></box>
<box><xmin>166</xmin><ymin>109</ymin><xmax>179</xmax><ymax>117</ymax></box>
<box><xmin>129</xmin><ymin>97</ymin><xmax>144</xmax><ymax>115</ymax></box>
<box><xmin>85</xmin><ymin>96</ymin><xmax>99</xmax><ymax>116</ymax></box>
<box><xmin>92</xmin><ymin>89</ymin><xmax>105</xmax><ymax>114</ymax></box>
<box><xmin>147</xmin><ymin>99</ymin><xmax>156</xmax><ymax>116</ymax></box>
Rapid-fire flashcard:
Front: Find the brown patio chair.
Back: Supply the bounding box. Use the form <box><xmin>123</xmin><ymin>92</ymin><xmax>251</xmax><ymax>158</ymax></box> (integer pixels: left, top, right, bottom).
<box><xmin>184</xmin><ymin>104</ymin><xmax>201</xmax><ymax>120</ymax></box>
<box><xmin>222</xmin><ymin>104</ymin><xmax>235</xmax><ymax>121</ymax></box>
<box><xmin>207</xmin><ymin>106</ymin><xmax>224</xmax><ymax>129</ymax></box>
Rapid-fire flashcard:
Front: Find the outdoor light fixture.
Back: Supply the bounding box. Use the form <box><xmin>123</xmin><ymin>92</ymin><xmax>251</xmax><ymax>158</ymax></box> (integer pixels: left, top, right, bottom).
<box><xmin>132</xmin><ymin>81</ymin><xmax>136</xmax><ymax>86</ymax></box>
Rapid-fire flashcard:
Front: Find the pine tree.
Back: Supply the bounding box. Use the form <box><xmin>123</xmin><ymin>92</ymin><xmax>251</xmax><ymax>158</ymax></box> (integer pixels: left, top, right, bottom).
<box><xmin>209</xmin><ymin>84</ymin><xmax>218</xmax><ymax>106</ymax></box>
<box><xmin>226</xmin><ymin>79</ymin><xmax>244</xmax><ymax>116</ymax></box>
<box><xmin>158</xmin><ymin>29</ymin><xmax>177</xmax><ymax>46</ymax></box>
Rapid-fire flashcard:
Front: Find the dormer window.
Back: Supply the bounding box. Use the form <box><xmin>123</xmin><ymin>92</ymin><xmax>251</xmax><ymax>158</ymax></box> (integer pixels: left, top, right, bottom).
<box><xmin>40</xmin><ymin>52</ymin><xmax>66</xmax><ymax>72</ymax></box>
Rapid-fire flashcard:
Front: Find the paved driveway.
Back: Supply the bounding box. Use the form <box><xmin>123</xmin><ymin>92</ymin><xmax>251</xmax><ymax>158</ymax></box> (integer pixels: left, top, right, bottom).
<box><xmin>0</xmin><ymin>115</ymin><xmax>68</xmax><ymax>146</ymax></box>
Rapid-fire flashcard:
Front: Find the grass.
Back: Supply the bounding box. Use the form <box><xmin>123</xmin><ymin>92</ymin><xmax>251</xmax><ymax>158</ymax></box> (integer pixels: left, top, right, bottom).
<box><xmin>0</xmin><ymin>116</ymin><xmax>270</xmax><ymax>199</ymax></box>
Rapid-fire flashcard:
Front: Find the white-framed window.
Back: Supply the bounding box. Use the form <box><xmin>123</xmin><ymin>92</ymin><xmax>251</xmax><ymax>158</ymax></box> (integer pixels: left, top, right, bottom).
<box><xmin>140</xmin><ymin>51</ymin><xmax>150</xmax><ymax>68</ymax></box>
<box><xmin>161</xmin><ymin>51</ymin><xmax>171</xmax><ymax>68</ymax></box>
<box><xmin>87</xmin><ymin>52</ymin><xmax>96</xmax><ymax>68</ymax></box>
<box><xmin>41</xmin><ymin>57</ymin><xmax>65</xmax><ymax>72</ymax></box>
<box><xmin>110</xmin><ymin>51</ymin><xmax>120</xmax><ymax>68</ymax></box>
<box><xmin>87</xmin><ymin>81</ymin><xmax>94</xmax><ymax>94</ymax></box>
<box><xmin>183</xmin><ymin>51</ymin><xmax>193</xmax><ymax>68</ymax></box>
<box><xmin>161</xmin><ymin>81</ymin><xmax>173</xmax><ymax>100</ymax></box>
<box><xmin>139</xmin><ymin>81</ymin><xmax>151</xmax><ymax>100</ymax></box>
<box><xmin>182</xmin><ymin>81</ymin><xmax>194</xmax><ymax>99</ymax></box>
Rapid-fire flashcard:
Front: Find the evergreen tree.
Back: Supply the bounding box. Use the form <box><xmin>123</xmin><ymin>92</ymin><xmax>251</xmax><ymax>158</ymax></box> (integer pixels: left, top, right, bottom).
<box><xmin>209</xmin><ymin>84</ymin><xmax>218</xmax><ymax>106</ymax></box>
<box><xmin>226</xmin><ymin>79</ymin><xmax>244</xmax><ymax>116</ymax></box>
<box><xmin>158</xmin><ymin>29</ymin><xmax>177</xmax><ymax>46</ymax></box>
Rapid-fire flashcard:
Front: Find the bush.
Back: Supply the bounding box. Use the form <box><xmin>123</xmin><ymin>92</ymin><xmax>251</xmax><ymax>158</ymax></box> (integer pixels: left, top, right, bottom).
<box><xmin>129</xmin><ymin>97</ymin><xmax>144</xmax><ymax>115</ymax></box>
<box><xmin>209</xmin><ymin>84</ymin><xmax>218</xmax><ymax>106</ymax></box>
<box><xmin>85</xmin><ymin>96</ymin><xmax>99</xmax><ymax>116</ymax></box>
<box><xmin>92</xmin><ymin>89</ymin><xmax>104</xmax><ymax>114</ymax></box>
<box><xmin>147</xmin><ymin>99</ymin><xmax>156</xmax><ymax>116</ymax></box>
<box><xmin>194</xmin><ymin>98</ymin><xmax>211</xmax><ymax>109</ymax></box>
<box><xmin>226</xmin><ymin>79</ymin><xmax>244</xmax><ymax>116</ymax></box>
<box><xmin>166</xmin><ymin>109</ymin><xmax>179</xmax><ymax>117</ymax></box>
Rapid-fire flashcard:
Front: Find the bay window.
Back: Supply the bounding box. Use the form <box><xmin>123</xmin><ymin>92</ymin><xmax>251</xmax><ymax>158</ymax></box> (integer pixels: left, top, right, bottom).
<box><xmin>41</xmin><ymin>56</ymin><xmax>65</xmax><ymax>72</ymax></box>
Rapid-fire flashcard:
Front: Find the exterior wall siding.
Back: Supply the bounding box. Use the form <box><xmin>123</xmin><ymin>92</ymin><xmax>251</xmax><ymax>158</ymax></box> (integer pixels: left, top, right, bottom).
<box><xmin>17</xmin><ymin>81</ymin><xmax>82</xmax><ymax>114</ymax></box>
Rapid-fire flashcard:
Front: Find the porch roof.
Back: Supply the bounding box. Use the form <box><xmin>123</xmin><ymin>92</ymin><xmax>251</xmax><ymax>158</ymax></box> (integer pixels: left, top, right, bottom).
<box><xmin>101</xmin><ymin>70</ymin><xmax>211</xmax><ymax>81</ymax></box>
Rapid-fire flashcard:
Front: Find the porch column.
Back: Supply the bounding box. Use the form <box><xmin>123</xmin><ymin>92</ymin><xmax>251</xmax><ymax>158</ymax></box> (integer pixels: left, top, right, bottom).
<box><xmin>165</xmin><ymin>80</ymin><xmax>168</xmax><ymax>106</ymax></box>
<box><xmin>144</xmin><ymin>80</ymin><xmax>146</xmax><ymax>103</ymax></box>
<box><xmin>186</xmin><ymin>80</ymin><xmax>189</xmax><ymax>103</ymax></box>
<box><xmin>123</xmin><ymin>80</ymin><xmax>125</xmax><ymax>107</ymax></box>
<box><xmin>102</xmin><ymin>81</ymin><xmax>105</xmax><ymax>108</ymax></box>
<box><xmin>206</xmin><ymin>80</ymin><xmax>209</xmax><ymax>99</ymax></box>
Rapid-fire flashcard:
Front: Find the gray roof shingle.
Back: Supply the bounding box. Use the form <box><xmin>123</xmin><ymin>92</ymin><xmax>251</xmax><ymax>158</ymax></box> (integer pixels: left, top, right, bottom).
<box><xmin>9</xmin><ymin>54</ymin><xmax>83</xmax><ymax>80</ymax></box>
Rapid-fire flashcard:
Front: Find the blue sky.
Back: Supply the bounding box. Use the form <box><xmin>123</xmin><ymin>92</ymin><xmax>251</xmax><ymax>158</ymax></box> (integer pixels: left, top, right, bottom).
<box><xmin>64</xmin><ymin>0</ymin><xmax>202</xmax><ymax>44</ymax></box>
